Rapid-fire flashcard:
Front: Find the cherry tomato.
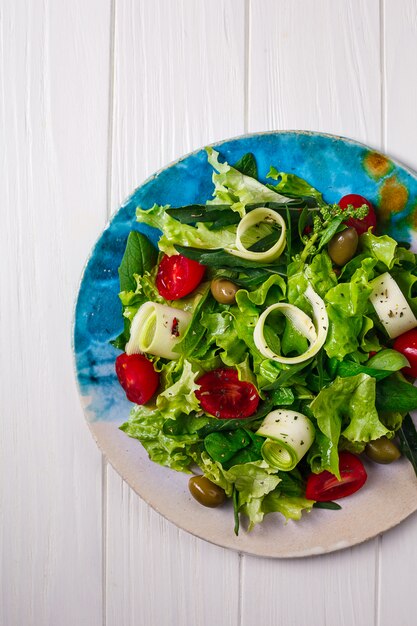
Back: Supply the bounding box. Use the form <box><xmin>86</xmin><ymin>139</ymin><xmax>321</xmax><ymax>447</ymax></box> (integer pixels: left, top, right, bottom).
<box><xmin>156</xmin><ymin>254</ymin><xmax>205</xmax><ymax>300</ymax></box>
<box><xmin>339</xmin><ymin>194</ymin><xmax>377</xmax><ymax>235</ymax></box>
<box><xmin>393</xmin><ymin>328</ymin><xmax>417</xmax><ymax>378</ymax></box>
<box><xmin>195</xmin><ymin>368</ymin><xmax>260</xmax><ymax>419</ymax></box>
<box><xmin>305</xmin><ymin>451</ymin><xmax>367</xmax><ymax>501</ymax></box>
<box><xmin>115</xmin><ymin>353</ymin><xmax>159</xmax><ymax>404</ymax></box>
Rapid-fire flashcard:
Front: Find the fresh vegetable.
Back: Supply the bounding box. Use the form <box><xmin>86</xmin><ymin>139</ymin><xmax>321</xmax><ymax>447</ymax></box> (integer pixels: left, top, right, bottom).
<box><xmin>256</xmin><ymin>409</ymin><xmax>315</xmax><ymax>470</ymax></box>
<box><xmin>115</xmin><ymin>353</ymin><xmax>159</xmax><ymax>404</ymax></box>
<box><xmin>112</xmin><ymin>148</ymin><xmax>417</xmax><ymax>534</ymax></box>
<box><xmin>393</xmin><ymin>328</ymin><xmax>417</xmax><ymax>377</ymax></box>
<box><xmin>195</xmin><ymin>368</ymin><xmax>260</xmax><ymax>419</ymax></box>
<box><xmin>339</xmin><ymin>193</ymin><xmax>377</xmax><ymax>234</ymax></box>
<box><xmin>253</xmin><ymin>284</ymin><xmax>328</xmax><ymax>364</ymax></box>
<box><xmin>156</xmin><ymin>254</ymin><xmax>205</xmax><ymax>300</ymax></box>
<box><xmin>305</xmin><ymin>452</ymin><xmax>367</xmax><ymax>501</ymax></box>
<box><xmin>227</xmin><ymin>206</ymin><xmax>287</xmax><ymax>262</ymax></box>
<box><xmin>126</xmin><ymin>301</ymin><xmax>191</xmax><ymax>359</ymax></box>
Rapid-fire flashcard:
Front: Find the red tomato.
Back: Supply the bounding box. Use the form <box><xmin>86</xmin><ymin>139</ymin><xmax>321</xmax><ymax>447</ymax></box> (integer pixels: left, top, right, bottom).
<box><xmin>195</xmin><ymin>368</ymin><xmax>260</xmax><ymax>419</ymax></box>
<box><xmin>339</xmin><ymin>194</ymin><xmax>377</xmax><ymax>235</ymax></box>
<box><xmin>156</xmin><ymin>254</ymin><xmax>205</xmax><ymax>300</ymax></box>
<box><xmin>393</xmin><ymin>328</ymin><xmax>417</xmax><ymax>378</ymax></box>
<box><xmin>305</xmin><ymin>451</ymin><xmax>367</xmax><ymax>501</ymax></box>
<box><xmin>115</xmin><ymin>353</ymin><xmax>159</xmax><ymax>404</ymax></box>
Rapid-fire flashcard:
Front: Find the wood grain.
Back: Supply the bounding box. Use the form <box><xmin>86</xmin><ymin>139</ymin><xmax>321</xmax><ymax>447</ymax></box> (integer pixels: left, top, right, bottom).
<box><xmin>378</xmin><ymin>3</ymin><xmax>417</xmax><ymax>625</ymax></box>
<box><xmin>241</xmin><ymin>2</ymin><xmax>382</xmax><ymax>624</ymax></box>
<box><xmin>0</xmin><ymin>1</ymin><xmax>111</xmax><ymax>624</ymax></box>
<box><xmin>106</xmin><ymin>1</ymin><xmax>246</xmax><ymax>623</ymax></box>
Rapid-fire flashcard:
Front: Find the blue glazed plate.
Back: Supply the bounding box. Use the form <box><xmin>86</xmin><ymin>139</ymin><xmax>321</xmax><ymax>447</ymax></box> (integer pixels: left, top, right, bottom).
<box><xmin>73</xmin><ymin>131</ymin><xmax>417</xmax><ymax>557</ymax></box>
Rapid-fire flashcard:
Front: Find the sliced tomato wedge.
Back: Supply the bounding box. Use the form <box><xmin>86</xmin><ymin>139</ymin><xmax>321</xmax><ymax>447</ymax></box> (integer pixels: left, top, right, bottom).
<box><xmin>305</xmin><ymin>451</ymin><xmax>367</xmax><ymax>501</ymax></box>
<box><xmin>339</xmin><ymin>194</ymin><xmax>377</xmax><ymax>235</ymax></box>
<box><xmin>115</xmin><ymin>353</ymin><xmax>159</xmax><ymax>404</ymax></box>
<box><xmin>195</xmin><ymin>368</ymin><xmax>260</xmax><ymax>419</ymax></box>
<box><xmin>393</xmin><ymin>328</ymin><xmax>417</xmax><ymax>378</ymax></box>
<box><xmin>156</xmin><ymin>254</ymin><xmax>205</xmax><ymax>300</ymax></box>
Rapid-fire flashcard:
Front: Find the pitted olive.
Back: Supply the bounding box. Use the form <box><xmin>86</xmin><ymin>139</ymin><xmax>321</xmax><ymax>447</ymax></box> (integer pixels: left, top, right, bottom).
<box><xmin>328</xmin><ymin>227</ymin><xmax>359</xmax><ymax>266</ymax></box>
<box><xmin>210</xmin><ymin>278</ymin><xmax>238</xmax><ymax>304</ymax></box>
<box><xmin>188</xmin><ymin>475</ymin><xmax>226</xmax><ymax>507</ymax></box>
<box><xmin>365</xmin><ymin>437</ymin><xmax>401</xmax><ymax>464</ymax></box>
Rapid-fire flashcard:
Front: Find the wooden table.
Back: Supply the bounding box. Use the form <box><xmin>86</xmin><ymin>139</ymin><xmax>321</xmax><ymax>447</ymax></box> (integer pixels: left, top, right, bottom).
<box><xmin>3</xmin><ymin>2</ymin><xmax>417</xmax><ymax>624</ymax></box>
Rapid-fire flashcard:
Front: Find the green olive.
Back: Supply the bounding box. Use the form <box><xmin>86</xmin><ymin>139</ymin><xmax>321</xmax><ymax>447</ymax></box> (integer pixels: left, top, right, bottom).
<box><xmin>210</xmin><ymin>278</ymin><xmax>238</xmax><ymax>304</ymax></box>
<box><xmin>328</xmin><ymin>227</ymin><xmax>359</xmax><ymax>266</ymax></box>
<box><xmin>188</xmin><ymin>475</ymin><xmax>226</xmax><ymax>508</ymax></box>
<box><xmin>365</xmin><ymin>437</ymin><xmax>401</xmax><ymax>464</ymax></box>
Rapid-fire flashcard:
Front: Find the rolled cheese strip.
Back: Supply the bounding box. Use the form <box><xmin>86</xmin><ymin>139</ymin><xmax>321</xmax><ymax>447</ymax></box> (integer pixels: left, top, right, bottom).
<box><xmin>256</xmin><ymin>409</ymin><xmax>315</xmax><ymax>471</ymax></box>
<box><xmin>253</xmin><ymin>284</ymin><xmax>328</xmax><ymax>364</ymax></box>
<box><xmin>126</xmin><ymin>301</ymin><xmax>191</xmax><ymax>360</ymax></box>
<box><xmin>369</xmin><ymin>272</ymin><xmax>417</xmax><ymax>339</ymax></box>
<box><xmin>226</xmin><ymin>207</ymin><xmax>286</xmax><ymax>262</ymax></box>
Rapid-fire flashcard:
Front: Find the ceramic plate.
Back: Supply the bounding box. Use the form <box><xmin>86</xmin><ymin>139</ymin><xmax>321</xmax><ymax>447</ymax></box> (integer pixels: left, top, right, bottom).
<box><xmin>73</xmin><ymin>131</ymin><xmax>417</xmax><ymax>558</ymax></box>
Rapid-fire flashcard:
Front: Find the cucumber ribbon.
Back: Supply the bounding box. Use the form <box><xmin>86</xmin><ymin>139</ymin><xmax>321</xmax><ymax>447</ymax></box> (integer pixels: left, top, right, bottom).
<box><xmin>126</xmin><ymin>301</ymin><xmax>191</xmax><ymax>360</ymax></box>
<box><xmin>253</xmin><ymin>283</ymin><xmax>328</xmax><ymax>364</ymax></box>
<box><xmin>256</xmin><ymin>409</ymin><xmax>316</xmax><ymax>471</ymax></box>
<box><xmin>226</xmin><ymin>207</ymin><xmax>286</xmax><ymax>262</ymax></box>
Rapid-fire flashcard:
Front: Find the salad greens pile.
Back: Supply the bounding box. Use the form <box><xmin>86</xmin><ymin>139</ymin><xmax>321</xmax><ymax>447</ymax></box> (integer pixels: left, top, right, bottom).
<box><xmin>113</xmin><ymin>148</ymin><xmax>417</xmax><ymax>533</ymax></box>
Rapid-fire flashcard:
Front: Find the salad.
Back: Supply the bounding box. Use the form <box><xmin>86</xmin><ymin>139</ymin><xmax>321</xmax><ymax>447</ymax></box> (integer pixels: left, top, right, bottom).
<box><xmin>112</xmin><ymin>147</ymin><xmax>417</xmax><ymax>534</ymax></box>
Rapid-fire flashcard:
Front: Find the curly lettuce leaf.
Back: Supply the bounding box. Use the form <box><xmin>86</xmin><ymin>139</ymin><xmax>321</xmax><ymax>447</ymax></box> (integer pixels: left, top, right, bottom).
<box><xmin>309</xmin><ymin>374</ymin><xmax>391</xmax><ymax>477</ymax></box>
<box><xmin>206</xmin><ymin>147</ymin><xmax>293</xmax><ymax>216</ymax></box>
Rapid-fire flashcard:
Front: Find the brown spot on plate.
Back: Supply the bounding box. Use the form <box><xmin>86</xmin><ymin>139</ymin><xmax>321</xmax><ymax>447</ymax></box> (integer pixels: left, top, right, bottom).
<box><xmin>363</xmin><ymin>151</ymin><xmax>393</xmax><ymax>180</ymax></box>
<box><xmin>378</xmin><ymin>175</ymin><xmax>409</xmax><ymax>222</ymax></box>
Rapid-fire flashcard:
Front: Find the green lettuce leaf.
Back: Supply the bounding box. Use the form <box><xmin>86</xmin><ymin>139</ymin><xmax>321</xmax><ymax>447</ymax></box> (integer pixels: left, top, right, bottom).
<box><xmin>267</xmin><ymin>167</ymin><xmax>325</xmax><ymax>206</ymax></box>
<box><xmin>309</xmin><ymin>374</ymin><xmax>391</xmax><ymax>476</ymax></box>
<box><xmin>120</xmin><ymin>405</ymin><xmax>200</xmax><ymax>472</ymax></box>
<box><xmin>136</xmin><ymin>203</ymin><xmax>237</xmax><ymax>256</ymax></box>
<box><xmin>324</xmin><ymin>260</ymin><xmax>375</xmax><ymax>359</ymax></box>
<box><xmin>206</xmin><ymin>147</ymin><xmax>293</xmax><ymax>216</ymax></box>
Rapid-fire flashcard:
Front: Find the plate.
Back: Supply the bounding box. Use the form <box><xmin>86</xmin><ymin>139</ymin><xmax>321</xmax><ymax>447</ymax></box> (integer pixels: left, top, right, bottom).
<box><xmin>73</xmin><ymin>131</ymin><xmax>417</xmax><ymax>558</ymax></box>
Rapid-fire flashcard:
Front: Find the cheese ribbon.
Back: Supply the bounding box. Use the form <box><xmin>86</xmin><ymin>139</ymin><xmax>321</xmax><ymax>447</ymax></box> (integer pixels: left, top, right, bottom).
<box><xmin>253</xmin><ymin>284</ymin><xmax>328</xmax><ymax>364</ymax></box>
<box><xmin>369</xmin><ymin>272</ymin><xmax>417</xmax><ymax>339</ymax></box>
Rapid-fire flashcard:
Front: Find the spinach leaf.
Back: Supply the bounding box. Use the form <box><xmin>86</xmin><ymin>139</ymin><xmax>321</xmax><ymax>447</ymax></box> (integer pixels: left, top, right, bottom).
<box><xmin>313</xmin><ymin>501</ymin><xmax>342</xmax><ymax>510</ymax></box>
<box><xmin>398</xmin><ymin>413</ymin><xmax>417</xmax><ymax>477</ymax></box>
<box><xmin>233</xmin><ymin>152</ymin><xmax>258</xmax><ymax>179</ymax></box>
<box><xmin>118</xmin><ymin>231</ymin><xmax>157</xmax><ymax>292</ymax></box>
<box><xmin>337</xmin><ymin>361</ymin><xmax>395</xmax><ymax>381</ymax></box>
<box><xmin>204</xmin><ymin>428</ymin><xmax>264</xmax><ymax>470</ymax></box>
<box><xmin>375</xmin><ymin>377</ymin><xmax>417</xmax><ymax>413</ymax></box>
<box><xmin>167</xmin><ymin>205</ymin><xmax>240</xmax><ymax>229</ymax></box>
<box><xmin>175</xmin><ymin>244</ymin><xmax>287</xmax><ymax>271</ymax></box>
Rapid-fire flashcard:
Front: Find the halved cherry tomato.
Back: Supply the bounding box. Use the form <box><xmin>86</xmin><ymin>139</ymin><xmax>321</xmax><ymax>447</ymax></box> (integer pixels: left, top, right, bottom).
<box><xmin>305</xmin><ymin>451</ymin><xmax>367</xmax><ymax>501</ymax></box>
<box><xmin>115</xmin><ymin>353</ymin><xmax>159</xmax><ymax>404</ymax></box>
<box><xmin>339</xmin><ymin>194</ymin><xmax>377</xmax><ymax>235</ymax></box>
<box><xmin>393</xmin><ymin>328</ymin><xmax>417</xmax><ymax>378</ymax></box>
<box><xmin>156</xmin><ymin>254</ymin><xmax>205</xmax><ymax>300</ymax></box>
<box><xmin>195</xmin><ymin>368</ymin><xmax>260</xmax><ymax>419</ymax></box>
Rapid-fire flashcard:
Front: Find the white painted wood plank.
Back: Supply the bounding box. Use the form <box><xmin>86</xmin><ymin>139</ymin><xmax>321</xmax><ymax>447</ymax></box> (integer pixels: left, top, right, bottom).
<box><xmin>242</xmin><ymin>543</ymin><xmax>377</xmax><ymax>626</ymax></box>
<box><xmin>379</xmin><ymin>3</ymin><xmax>417</xmax><ymax>625</ymax></box>
<box><xmin>110</xmin><ymin>0</ymin><xmax>246</xmax><ymax>212</ymax></box>
<box><xmin>106</xmin><ymin>1</ymin><xmax>245</xmax><ymax>623</ymax></box>
<box><xmin>249</xmin><ymin>0</ymin><xmax>382</xmax><ymax>148</ymax></box>
<box><xmin>242</xmin><ymin>2</ymin><xmax>382</xmax><ymax>625</ymax></box>
<box><xmin>0</xmin><ymin>1</ymin><xmax>111</xmax><ymax>624</ymax></box>
<box><xmin>106</xmin><ymin>465</ymin><xmax>240</xmax><ymax>626</ymax></box>
<box><xmin>383</xmin><ymin>0</ymin><xmax>417</xmax><ymax>170</ymax></box>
